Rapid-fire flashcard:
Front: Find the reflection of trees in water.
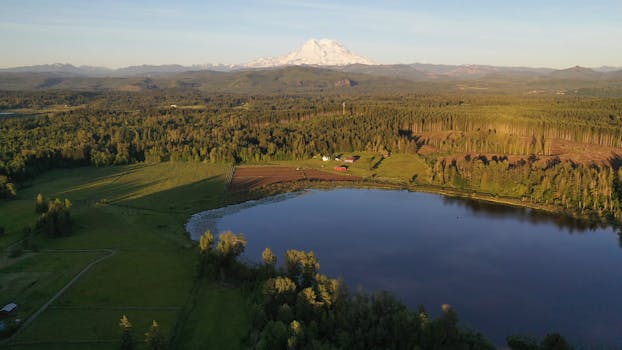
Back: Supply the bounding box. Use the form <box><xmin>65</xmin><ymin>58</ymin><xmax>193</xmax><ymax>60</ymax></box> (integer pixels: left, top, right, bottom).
<box><xmin>441</xmin><ymin>196</ymin><xmax>611</xmax><ymax>233</ymax></box>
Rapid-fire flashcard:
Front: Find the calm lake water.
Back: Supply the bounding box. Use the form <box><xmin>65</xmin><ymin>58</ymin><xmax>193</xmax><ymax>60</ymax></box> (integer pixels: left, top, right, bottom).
<box><xmin>186</xmin><ymin>189</ymin><xmax>622</xmax><ymax>347</ymax></box>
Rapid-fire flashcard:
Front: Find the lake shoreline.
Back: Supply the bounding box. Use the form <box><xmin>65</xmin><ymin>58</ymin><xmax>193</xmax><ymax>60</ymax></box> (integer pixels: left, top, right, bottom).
<box><xmin>220</xmin><ymin>177</ymin><xmax>619</xmax><ymax>231</ymax></box>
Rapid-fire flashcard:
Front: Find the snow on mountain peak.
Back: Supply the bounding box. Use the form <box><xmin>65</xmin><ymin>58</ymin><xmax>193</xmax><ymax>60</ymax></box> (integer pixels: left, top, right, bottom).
<box><xmin>245</xmin><ymin>39</ymin><xmax>374</xmax><ymax>68</ymax></box>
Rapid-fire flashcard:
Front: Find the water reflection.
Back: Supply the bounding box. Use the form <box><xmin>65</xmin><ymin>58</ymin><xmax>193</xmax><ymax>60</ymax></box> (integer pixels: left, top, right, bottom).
<box><xmin>441</xmin><ymin>196</ymin><xmax>610</xmax><ymax>233</ymax></box>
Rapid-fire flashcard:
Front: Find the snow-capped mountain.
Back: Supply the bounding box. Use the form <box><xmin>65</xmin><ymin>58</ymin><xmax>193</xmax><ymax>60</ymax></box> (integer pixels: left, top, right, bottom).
<box><xmin>244</xmin><ymin>39</ymin><xmax>374</xmax><ymax>68</ymax></box>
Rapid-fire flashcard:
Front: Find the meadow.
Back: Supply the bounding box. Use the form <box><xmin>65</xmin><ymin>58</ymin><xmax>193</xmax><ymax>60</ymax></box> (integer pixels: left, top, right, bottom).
<box><xmin>0</xmin><ymin>162</ymin><xmax>248</xmax><ymax>349</ymax></box>
<box><xmin>272</xmin><ymin>152</ymin><xmax>430</xmax><ymax>183</ymax></box>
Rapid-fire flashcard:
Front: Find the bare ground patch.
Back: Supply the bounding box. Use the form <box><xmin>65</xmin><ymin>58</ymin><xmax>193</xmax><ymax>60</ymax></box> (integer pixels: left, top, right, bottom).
<box><xmin>230</xmin><ymin>166</ymin><xmax>360</xmax><ymax>193</ymax></box>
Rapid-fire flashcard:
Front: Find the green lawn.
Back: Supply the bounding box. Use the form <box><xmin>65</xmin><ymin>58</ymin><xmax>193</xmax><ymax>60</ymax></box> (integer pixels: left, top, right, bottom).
<box><xmin>0</xmin><ymin>162</ymin><xmax>249</xmax><ymax>349</ymax></box>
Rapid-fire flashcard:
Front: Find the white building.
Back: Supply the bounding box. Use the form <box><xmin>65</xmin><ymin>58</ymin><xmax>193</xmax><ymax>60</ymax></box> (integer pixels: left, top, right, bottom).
<box><xmin>1</xmin><ymin>303</ymin><xmax>17</xmax><ymax>314</ymax></box>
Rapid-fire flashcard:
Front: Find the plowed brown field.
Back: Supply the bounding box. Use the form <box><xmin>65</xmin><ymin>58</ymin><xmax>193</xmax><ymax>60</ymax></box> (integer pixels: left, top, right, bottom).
<box><xmin>230</xmin><ymin>166</ymin><xmax>360</xmax><ymax>192</ymax></box>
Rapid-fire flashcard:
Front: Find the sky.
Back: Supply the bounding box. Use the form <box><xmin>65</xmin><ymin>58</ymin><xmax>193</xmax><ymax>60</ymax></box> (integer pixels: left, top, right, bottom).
<box><xmin>1</xmin><ymin>0</ymin><xmax>621</xmax><ymax>69</ymax></box>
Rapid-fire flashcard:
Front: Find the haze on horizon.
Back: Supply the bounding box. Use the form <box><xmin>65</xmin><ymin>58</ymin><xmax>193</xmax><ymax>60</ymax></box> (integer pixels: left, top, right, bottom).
<box><xmin>1</xmin><ymin>0</ymin><xmax>621</xmax><ymax>69</ymax></box>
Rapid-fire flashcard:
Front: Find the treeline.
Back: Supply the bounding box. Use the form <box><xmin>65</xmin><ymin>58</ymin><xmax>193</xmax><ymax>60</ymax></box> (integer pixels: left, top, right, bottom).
<box><xmin>0</xmin><ymin>90</ymin><xmax>100</xmax><ymax>109</ymax></box>
<box><xmin>431</xmin><ymin>156</ymin><xmax>622</xmax><ymax>220</ymax></box>
<box><xmin>196</xmin><ymin>230</ymin><xmax>571</xmax><ymax>350</ymax></box>
<box><xmin>1</xmin><ymin>91</ymin><xmax>621</xmax><ymax>220</ymax></box>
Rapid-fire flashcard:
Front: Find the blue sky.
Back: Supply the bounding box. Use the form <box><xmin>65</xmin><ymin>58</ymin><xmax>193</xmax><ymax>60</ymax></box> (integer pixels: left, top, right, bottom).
<box><xmin>1</xmin><ymin>0</ymin><xmax>621</xmax><ymax>68</ymax></box>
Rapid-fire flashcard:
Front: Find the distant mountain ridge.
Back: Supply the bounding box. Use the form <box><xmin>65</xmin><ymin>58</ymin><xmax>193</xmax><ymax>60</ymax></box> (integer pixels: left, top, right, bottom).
<box><xmin>3</xmin><ymin>62</ymin><xmax>619</xmax><ymax>81</ymax></box>
<box><xmin>1</xmin><ymin>38</ymin><xmax>621</xmax><ymax>82</ymax></box>
<box><xmin>0</xmin><ymin>63</ymin><xmax>236</xmax><ymax>77</ymax></box>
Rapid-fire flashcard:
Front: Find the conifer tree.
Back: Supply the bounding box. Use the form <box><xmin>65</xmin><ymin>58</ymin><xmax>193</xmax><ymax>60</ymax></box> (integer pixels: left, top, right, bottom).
<box><xmin>35</xmin><ymin>193</ymin><xmax>46</xmax><ymax>213</ymax></box>
<box><xmin>145</xmin><ymin>320</ymin><xmax>165</xmax><ymax>350</ymax></box>
<box><xmin>119</xmin><ymin>314</ymin><xmax>134</xmax><ymax>350</ymax></box>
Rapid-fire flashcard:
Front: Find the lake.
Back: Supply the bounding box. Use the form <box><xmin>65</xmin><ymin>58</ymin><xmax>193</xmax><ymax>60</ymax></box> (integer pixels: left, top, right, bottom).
<box><xmin>186</xmin><ymin>188</ymin><xmax>622</xmax><ymax>347</ymax></box>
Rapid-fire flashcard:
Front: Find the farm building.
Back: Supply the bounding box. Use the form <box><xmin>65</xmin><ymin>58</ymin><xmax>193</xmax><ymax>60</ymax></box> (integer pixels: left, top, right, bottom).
<box><xmin>0</xmin><ymin>303</ymin><xmax>17</xmax><ymax>315</ymax></box>
<box><xmin>344</xmin><ymin>156</ymin><xmax>359</xmax><ymax>163</ymax></box>
<box><xmin>335</xmin><ymin>166</ymin><xmax>347</xmax><ymax>172</ymax></box>
<box><xmin>321</xmin><ymin>155</ymin><xmax>331</xmax><ymax>161</ymax></box>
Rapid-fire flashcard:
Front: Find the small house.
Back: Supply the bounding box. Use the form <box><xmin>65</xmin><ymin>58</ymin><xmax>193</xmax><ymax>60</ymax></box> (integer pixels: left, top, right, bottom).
<box><xmin>0</xmin><ymin>303</ymin><xmax>17</xmax><ymax>315</ymax></box>
<box><xmin>321</xmin><ymin>155</ymin><xmax>331</xmax><ymax>161</ymax></box>
<box><xmin>335</xmin><ymin>166</ymin><xmax>347</xmax><ymax>172</ymax></box>
<box><xmin>344</xmin><ymin>156</ymin><xmax>359</xmax><ymax>163</ymax></box>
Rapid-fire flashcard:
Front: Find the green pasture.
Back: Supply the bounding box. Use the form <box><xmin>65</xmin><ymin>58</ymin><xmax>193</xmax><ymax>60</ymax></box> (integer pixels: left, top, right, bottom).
<box><xmin>0</xmin><ymin>162</ymin><xmax>249</xmax><ymax>349</ymax></box>
<box><xmin>273</xmin><ymin>151</ymin><xmax>431</xmax><ymax>183</ymax></box>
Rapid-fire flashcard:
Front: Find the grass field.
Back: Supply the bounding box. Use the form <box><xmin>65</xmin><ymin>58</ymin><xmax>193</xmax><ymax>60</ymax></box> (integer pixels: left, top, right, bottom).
<box><xmin>272</xmin><ymin>151</ymin><xmax>430</xmax><ymax>183</ymax></box>
<box><xmin>0</xmin><ymin>162</ymin><xmax>250</xmax><ymax>349</ymax></box>
<box><xmin>0</xmin><ymin>251</ymin><xmax>106</xmax><ymax>319</ymax></box>
<box><xmin>173</xmin><ymin>281</ymin><xmax>249</xmax><ymax>349</ymax></box>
